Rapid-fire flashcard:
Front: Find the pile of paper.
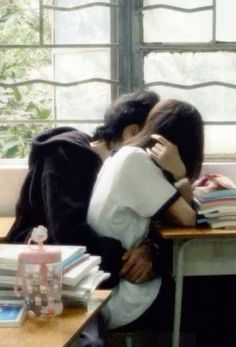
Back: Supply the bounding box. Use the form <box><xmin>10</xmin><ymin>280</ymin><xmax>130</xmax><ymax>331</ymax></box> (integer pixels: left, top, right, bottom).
<box><xmin>194</xmin><ymin>188</ymin><xmax>236</xmax><ymax>229</ymax></box>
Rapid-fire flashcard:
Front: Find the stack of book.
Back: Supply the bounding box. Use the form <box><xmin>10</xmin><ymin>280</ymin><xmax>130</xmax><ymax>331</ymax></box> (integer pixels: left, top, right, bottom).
<box><xmin>0</xmin><ymin>244</ymin><xmax>110</xmax><ymax>304</ymax></box>
<box><xmin>194</xmin><ymin>188</ymin><xmax>236</xmax><ymax>229</ymax></box>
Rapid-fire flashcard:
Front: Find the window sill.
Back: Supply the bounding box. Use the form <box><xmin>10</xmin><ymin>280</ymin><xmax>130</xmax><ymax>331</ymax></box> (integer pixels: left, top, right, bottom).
<box><xmin>0</xmin><ymin>158</ymin><xmax>28</xmax><ymax>169</ymax></box>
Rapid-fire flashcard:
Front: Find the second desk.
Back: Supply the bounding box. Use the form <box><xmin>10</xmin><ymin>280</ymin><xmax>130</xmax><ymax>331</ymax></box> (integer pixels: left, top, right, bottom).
<box><xmin>160</xmin><ymin>226</ymin><xmax>236</xmax><ymax>347</ymax></box>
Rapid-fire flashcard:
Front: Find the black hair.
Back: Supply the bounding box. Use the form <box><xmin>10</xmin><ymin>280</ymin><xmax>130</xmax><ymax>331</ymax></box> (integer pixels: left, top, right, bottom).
<box><xmin>92</xmin><ymin>90</ymin><xmax>160</xmax><ymax>145</ymax></box>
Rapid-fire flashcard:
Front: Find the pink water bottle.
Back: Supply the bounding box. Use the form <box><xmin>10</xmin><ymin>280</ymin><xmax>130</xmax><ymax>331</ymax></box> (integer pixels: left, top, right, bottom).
<box><xmin>15</xmin><ymin>226</ymin><xmax>63</xmax><ymax>318</ymax></box>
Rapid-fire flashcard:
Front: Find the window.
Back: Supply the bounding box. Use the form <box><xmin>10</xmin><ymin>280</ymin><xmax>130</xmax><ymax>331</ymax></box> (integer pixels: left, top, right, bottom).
<box><xmin>142</xmin><ymin>0</ymin><xmax>236</xmax><ymax>160</ymax></box>
<box><xmin>0</xmin><ymin>0</ymin><xmax>119</xmax><ymax>157</ymax></box>
<box><xmin>0</xmin><ymin>0</ymin><xmax>235</xmax><ymax>160</ymax></box>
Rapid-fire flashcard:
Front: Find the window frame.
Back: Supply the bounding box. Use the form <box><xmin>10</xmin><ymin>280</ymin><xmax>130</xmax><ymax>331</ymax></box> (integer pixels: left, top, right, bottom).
<box><xmin>0</xmin><ymin>0</ymin><xmax>119</xmax><ymax>128</ymax></box>
<box><xmin>121</xmin><ymin>0</ymin><xmax>236</xmax><ymax>161</ymax></box>
<box><xmin>0</xmin><ymin>0</ymin><xmax>236</xmax><ymax>161</ymax></box>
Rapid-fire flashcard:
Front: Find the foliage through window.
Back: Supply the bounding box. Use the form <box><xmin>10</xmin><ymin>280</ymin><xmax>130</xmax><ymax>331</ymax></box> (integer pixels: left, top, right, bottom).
<box><xmin>0</xmin><ymin>0</ymin><xmax>118</xmax><ymax>158</ymax></box>
<box><xmin>0</xmin><ymin>0</ymin><xmax>236</xmax><ymax>160</ymax></box>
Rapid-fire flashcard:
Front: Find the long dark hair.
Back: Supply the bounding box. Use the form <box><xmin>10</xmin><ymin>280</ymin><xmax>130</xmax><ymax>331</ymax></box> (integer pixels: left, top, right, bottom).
<box><xmin>93</xmin><ymin>90</ymin><xmax>160</xmax><ymax>146</ymax></box>
<box><xmin>129</xmin><ymin>99</ymin><xmax>204</xmax><ymax>181</ymax></box>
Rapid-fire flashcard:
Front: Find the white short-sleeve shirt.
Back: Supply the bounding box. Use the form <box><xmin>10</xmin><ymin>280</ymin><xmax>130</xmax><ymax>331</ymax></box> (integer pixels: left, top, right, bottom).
<box><xmin>87</xmin><ymin>145</ymin><xmax>178</xmax><ymax>328</ymax></box>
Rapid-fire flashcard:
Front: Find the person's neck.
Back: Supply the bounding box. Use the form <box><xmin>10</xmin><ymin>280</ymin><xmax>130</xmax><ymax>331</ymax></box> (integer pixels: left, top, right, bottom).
<box><xmin>90</xmin><ymin>140</ymin><xmax>111</xmax><ymax>161</ymax></box>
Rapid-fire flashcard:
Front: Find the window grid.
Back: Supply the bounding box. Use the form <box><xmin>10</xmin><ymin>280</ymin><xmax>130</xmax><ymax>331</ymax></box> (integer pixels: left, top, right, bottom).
<box><xmin>135</xmin><ymin>0</ymin><xmax>236</xmax><ymax>160</ymax></box>
<box><xmin>0</xmin><ymin>0</ymin><xmax>119</xmax><ymax>126</ymax></box>
<box><xmin>1</xmin><ymin>0</ymin><xmax>236</xmax><ymax>160</ymax></box>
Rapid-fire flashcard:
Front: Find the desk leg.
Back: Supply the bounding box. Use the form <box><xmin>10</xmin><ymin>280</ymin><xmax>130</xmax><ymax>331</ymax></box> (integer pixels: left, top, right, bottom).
<box><xmin>172</xmin><ymin>240</ymin><xmax>185</xmax><ymax>347</ymax></box>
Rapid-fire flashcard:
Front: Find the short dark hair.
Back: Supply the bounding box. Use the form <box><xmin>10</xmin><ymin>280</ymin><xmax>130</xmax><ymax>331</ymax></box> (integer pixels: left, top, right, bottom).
<box><xmin>93</xmin><ymin>90</ymin><xmax>160</xmax><ymax>145</ymax></box>
<box><xmin>129</xmin><ymin>99</ymin><xmax>204</xmax><ymax>181</ymax></box>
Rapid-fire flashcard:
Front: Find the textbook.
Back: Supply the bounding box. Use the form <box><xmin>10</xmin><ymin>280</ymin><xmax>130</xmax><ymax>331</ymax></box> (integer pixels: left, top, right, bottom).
<box><xmin>77</xmin><ymin>266</ymin><xmax>110</xmax><ymax>292</ymax></box>
<box><xmin>62</xmin><ymin>267</ymin><xmax>110</xmax><ymax>302</ymax></box>
<box><xmin>194</xmin><ymin>188</ymin><xmax>236</xmax><ymax>201</ymax></box>
<box><xmin>62</xmin><ymin>266</ymin><xmax>110</xmax><ymax>300</ymax></box>
<box><xmin>197</xmin><ymin>206</ymin><xmax>236</xmax><ymax>216</ymax></box>
<box><xmin>194</xmin><ymin>187</ymin><xmax>236</xmax><ymax>229</ymax></box>
<box><xmin>0</xmin><ymin>275</ymin><xmax>18</xmax><ymax>287</ymax></box>
<box><xmin>62</xmin><ymin>256</ymin><xmax>101</xmax><ymax>287</ymax></box>
<box><xmin>0</xmin><ymin>255</ymin><xmax>101</xmax><ymax>287</ymax></box>
<box><xmin>209</xmin><ymin>221</ymin><xmax>236</xmax><ymax>229</ymax></box>
<box><xmin>62</xmin><ymin>253</ymin><xmax>90</xmax><ymax>274</ymax></box>
<box><xmin>0</xmin><ymin>300</ymin><xmax>25</xmax><ymax>327</ymax></box>
<box><xmin>0</xmin><ymin>288</ymin><xmax>16</xmax><ymax>300</ymax></box>
<box><xmin>0</xmin><ymin>244</ymin><xmax>86</xmax><ymax>271</ymax></box>
<box><xmin>0</xmin><ymin>256</ymin><xmax>102</xmax><ymax>288</ymax></box>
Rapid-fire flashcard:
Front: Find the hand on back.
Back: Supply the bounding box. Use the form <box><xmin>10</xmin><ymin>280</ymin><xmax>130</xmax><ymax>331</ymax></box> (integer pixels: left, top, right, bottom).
<box><xmin>120</xmin><ymin>244</ymin><xmax>154</xmax><ymax>284</ymax></box>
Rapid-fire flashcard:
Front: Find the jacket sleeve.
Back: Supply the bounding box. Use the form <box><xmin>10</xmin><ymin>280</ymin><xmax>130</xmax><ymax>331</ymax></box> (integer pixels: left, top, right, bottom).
<box><xmin>40</xmin><ymin>147</ymin><xmax>125</xmax><ymax>287</ymax></box>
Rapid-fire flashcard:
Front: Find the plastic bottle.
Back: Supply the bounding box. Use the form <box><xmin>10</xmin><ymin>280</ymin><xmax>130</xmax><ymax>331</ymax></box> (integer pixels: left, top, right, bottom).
<box><xmin>15</xmin><ymin>226</ymin><xmax>63</xmax><ymax>318</ymax></box>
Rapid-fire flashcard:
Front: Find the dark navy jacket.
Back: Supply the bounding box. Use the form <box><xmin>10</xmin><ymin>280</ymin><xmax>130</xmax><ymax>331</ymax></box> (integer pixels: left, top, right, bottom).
<box><xmin>7</xmin><ymin>127</ymin><xmax>124</xmax><ymax>287</ymax></box>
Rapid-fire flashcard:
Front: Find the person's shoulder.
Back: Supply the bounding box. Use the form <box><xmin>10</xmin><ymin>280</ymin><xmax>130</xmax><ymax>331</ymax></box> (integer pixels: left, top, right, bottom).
<box><xmin>34</xmin><ymin>128</ymin><xmax>90</xmax><ymax>148</ymax></box>
<box><xmin>29</xmin><ymin>127</ymin><xmax>98</xmax><ymax>166</ymax></box>
<box><xmin>118</xmin><ymin>145</ymin><xmax>146</xmax><ymax>159</ymax></box>
<box><xmin>119</xmin><ymin>145</ymin><xmax>163</xmax><ymax>175</ymax></box>
<box><xmin>115</xmin><ymin>145</ymin><xmax>152</xmax><ymax>169</ymax></box>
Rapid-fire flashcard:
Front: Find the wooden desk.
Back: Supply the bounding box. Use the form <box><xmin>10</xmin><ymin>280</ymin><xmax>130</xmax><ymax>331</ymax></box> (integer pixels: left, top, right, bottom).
<box><xmin>0</xmin><ymin>217</ymin><xmax>14</xmax><ymax>241</ymax></box>
<box><xmin>0</xmin><ymin>290</ymin><xmax>111</xmax><ymax>347</ymax></box>
<box><xmin>160</xmin><ymin>226</ymin><xmax>236</xmax><ymax>239</ymax></box>
<box><xmin>160</xmin><ymin>227</ymin><xmax>236</xmax><ymax>347</ymax></box>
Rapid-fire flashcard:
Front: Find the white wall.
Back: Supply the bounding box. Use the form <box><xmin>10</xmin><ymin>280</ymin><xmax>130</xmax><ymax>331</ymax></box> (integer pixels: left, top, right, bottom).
<box><xmin>202</xmin><ymin>162</ymin><xmax>236</xmax><ymax>182</ymax></box>
<box><xmin>0</xmin><ymin>161</ymin><xmax>235</xmax><ymax>217</ymax></box>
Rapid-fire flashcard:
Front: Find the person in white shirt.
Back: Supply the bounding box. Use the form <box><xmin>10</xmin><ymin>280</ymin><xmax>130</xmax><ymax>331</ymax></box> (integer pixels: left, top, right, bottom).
<box><xmin>87</xmin><ymin>99</ymin><xmax>204</xmax><ymax>332</ymax></box>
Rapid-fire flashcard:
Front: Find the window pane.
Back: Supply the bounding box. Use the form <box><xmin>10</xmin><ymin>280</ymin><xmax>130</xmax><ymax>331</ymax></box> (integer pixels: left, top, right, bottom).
<box><xmin>145</xmin><ymin>52</ymin><xmax>236</xmax><ymax>85</ymax></box>
<box><xmin>143</xmin><ymin>9</ymin><xmax>212</xmax><ymax>42</ymax></box>
<box><xmin>0</xmin><ymin>0</ymin><xmax>117</xmax><ymax>158</ymax></box>
<box><xmin>0</xmin><ymin>0</ymin><xmax>39</xmax><ymax>45</ymax></box>
<box><xmin>216</xmin><ymin>0</ymin><xmax>236</xmax><ymax>41</ymax></box>
<box><xmin>143</xmin><ymin>0</ymin><xmax>212</xmax><ymax>7</ymax></box>
<box><xmin>54</xmin><ymin>48</ymin><xmax>115</xmax><ymax>120</ymax></box>
<box><xmin>0</xmin><ymin>48</ymin><xmax>53</xmax><ymax>81</ymax></box>
<box><xmin>204</xmin><ymin>125</ymin><xmax>236</xmax><ymax>156</ymax></box>
<box><xmin>56</xmin><ymin>0</ymin><xmax>113</xmax><ymax>5</ymax></box>
<box><xmin>0</xmin><ymin>84</ymin><xmax>53</xmax><ymax>122</ymax></box>
<box><xmin>54</xmin><ymin>48</ymin><xmax>112</xmax><ymax>82</ymax></box>
<box><xmin>147</xmin><ymin>85</ymin><xmax>236</xmax><ymax>123</ymax></box>
<box><xmin>0</xmin><ymin>123</ymin><xmax>49</xmax><ymax>159</ymax></box>
<box><xmin>147</xmin><ymin>85</ymin><xmax>236</xmax><ymax>157</ymax></box>
<box><xmin>51</xmin><ymin>2</ymin><xmax>112</xmax><ymax>44</ymax></box>
<box><xmin>0</xmin><ymin>48</ymin><xmax>53</xmax><ymax>122</ymax></box>
<box><xmin>56</xmin><ymin>82</ymin><xmax>111</xmax><ymax>120</ymax></box>
<box><xmin>144</xmin><ymin>52</ymin><xmax>236</xmax><ymax>122</ymax></box>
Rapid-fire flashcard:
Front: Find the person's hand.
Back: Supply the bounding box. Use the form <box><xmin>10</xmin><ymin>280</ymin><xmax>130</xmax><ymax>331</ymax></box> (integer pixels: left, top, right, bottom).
<box><xmin>146</xmin><ymin>134</ymin><xmax>186</xmax><ymax>181</ymax></box>
<box><xmin>120</xmin><ymin>244</ymin><xmax>154</xmax><ymax>283</ymax></box>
